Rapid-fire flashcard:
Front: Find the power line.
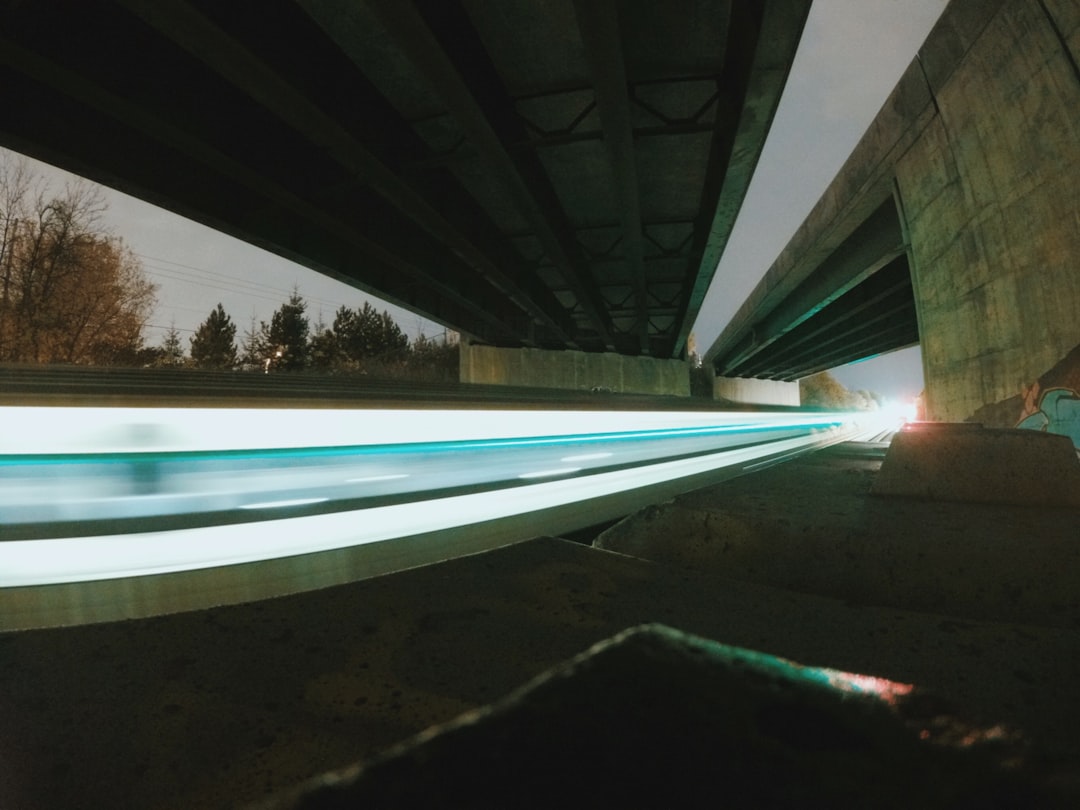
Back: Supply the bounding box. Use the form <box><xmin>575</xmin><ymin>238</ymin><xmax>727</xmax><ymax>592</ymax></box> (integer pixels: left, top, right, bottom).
<box><xmin>136</xmin><ymin>251</ymin><xmax>391</xmax><ymax>317</ymax></box>
<box><xmin>145</xmin><ymin>323</ymin><xmax>196</xmax><ymax>334</ymax></box>
<box><xmin>139</xmin><ymin>259</ymin><xmax>294</xmax><ymax>299</ymax></box>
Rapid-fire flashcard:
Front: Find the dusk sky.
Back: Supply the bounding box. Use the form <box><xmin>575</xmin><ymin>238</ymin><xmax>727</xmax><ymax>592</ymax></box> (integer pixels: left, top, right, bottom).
<box><xmin>9</xmin><ymin>0</ymin><xmax>947</xmax><ymax>400</ymax></box>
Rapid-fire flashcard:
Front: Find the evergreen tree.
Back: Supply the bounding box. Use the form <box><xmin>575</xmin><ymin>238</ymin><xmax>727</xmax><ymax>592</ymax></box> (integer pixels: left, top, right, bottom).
<box><xmin>307</xmin><ymin>310</ymin><xmax>337</xmax><ymax>370</ymax></box>
<box><xmin>159</xmin><ymin>322</ymin><xmax>186</xmax><ymax>367</ymax></box>
<box><xmin>330</xmin><ymin>301</ymin><xmax>408</xmax><ymax>368</ymax></box>
<box><xmin>339</xmin><ymin>305</ymin><xmax>364</xmax><ymax>362</ymax></box>
<box><xmin>189</xmin><ymin>303</ymin><xmax>238</xmax><ymax>369</ymax></box>
<box><xmin>375</xmin><ymin>309</ymin><xmax>409</xmax><ymax>360</ymax></box>
<box><xmin>308</xmin><ymin>326</ymin><xmax>339</xmax><ymax>370</ymax></box>
<box><xmin>407</xmin><ymin>330</ymin><xmax>459</xmax><ymax>382</ymax></box>
<box><xmin>264</xmin><ymin>289</ymin><xmax>309</xmax><ymax>371</ymax></box>
<box><xmin>239</xmin><ymin>315</ymin><xmax>268</xmax><ymax>368</ymax></box>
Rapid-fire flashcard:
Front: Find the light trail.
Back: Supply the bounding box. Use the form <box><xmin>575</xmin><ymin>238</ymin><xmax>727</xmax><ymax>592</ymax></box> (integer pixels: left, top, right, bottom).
<box><xmin>0</xmin><ymin>406</ymin><xmax>849</xmax><ymax>453</ymax></box>
<box><xmin>517</xmin><ymin>467</ymin><xmax>583</xmax><ymax>480</ymax></box>
<box><xmin>0</xmin><ymin>406</ymin><xmax>900</xmax><ymax>587</ymax></box>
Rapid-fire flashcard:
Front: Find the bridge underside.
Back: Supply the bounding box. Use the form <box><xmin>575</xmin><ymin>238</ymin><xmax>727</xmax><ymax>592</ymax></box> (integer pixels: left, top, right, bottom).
<box><xmin>0</xmin><ymin>0</ymin><xmax>809</xmax><ymax>359</ymax></box>
<box><xmin>707</xmin><ymin>0</ymin><xmax>1080</xmax><ymax>434</ymax></box>
<box><xmin>710</xmin><ymin>199</ymin><xmax>920</xmax><ymax>382</ymax></box>
<box><xmin>708</xmin><ymin>199</ymin><xmax>920</xmax><ymax>384</ymax></box>
<box><xmin>721</xmin><ymin>256</ymin><xmax>919</xmax><ymax>382</ymax></box>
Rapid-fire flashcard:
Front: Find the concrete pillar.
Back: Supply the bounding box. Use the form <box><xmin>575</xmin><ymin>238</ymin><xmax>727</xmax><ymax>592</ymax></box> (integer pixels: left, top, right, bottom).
<box><xmin>459</xmin><ymin>344</ymin><xmax>691</xmax><ymax>397</ymax></box>
<box><xmin>895</xmin><ymin>0</ymin><xmax>1080</xmax><ymax>428</ymax></box>
<box><xmin>713</xmin><ymin>376</ymin><xmax>800</xmax><ymax>407</ymax></box>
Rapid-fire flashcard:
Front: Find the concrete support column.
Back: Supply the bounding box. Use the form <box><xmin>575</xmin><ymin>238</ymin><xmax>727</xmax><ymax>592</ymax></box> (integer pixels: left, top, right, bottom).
<box><xmin>896</xmin><ymin>0</ymin><xmax>1080</xmax><ymax>426</ymax></box>
<box><xmin>460</xmin><ymin>343</ymin><xmax>690</xmax><ymax>397</ymax></box>
<box><xmin>713</xmin><ymin>377</ymin><xmax>800</xmax><ymax>407</ymax></box>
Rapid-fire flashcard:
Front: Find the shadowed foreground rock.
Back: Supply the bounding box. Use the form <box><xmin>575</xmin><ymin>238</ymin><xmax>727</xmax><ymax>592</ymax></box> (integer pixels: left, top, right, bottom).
<box><xmin>260</xmin><ymin>624</ymin><xmax>1065</xmax><ymax>809</ymax></box>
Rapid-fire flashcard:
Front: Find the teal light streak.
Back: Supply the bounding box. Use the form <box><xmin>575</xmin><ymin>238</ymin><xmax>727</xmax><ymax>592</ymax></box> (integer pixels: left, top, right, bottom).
<box><xmin>0</xmin><ymin>419</ymin><xmax>845</xmax><ymax>468</ymax></box>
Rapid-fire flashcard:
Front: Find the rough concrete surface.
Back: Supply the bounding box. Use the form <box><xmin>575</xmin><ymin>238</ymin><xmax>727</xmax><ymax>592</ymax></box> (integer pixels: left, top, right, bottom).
<box><xmin>598</xmin><ymin>441</ymin><xmax>1080</xmax><ymax>628</ymax></box>
<box><xmin>1</xmin><ymin>441</ymin><xmax>1078</xmax><ymax>808</ymax></box>
<box><xmin>263</xmin><ymin>625</ymin><xmax>1067</xmax><ymax>809</ymax></box>
<box><xmin>872</xmin><ymin>422</ymin><xmax>1080</xmax><ymax>507</ymax></box>
<box><xmin>713</xmin><ymin>375</ymin><xmax>800</xmax><ymax>406</ymax></box>
<box><xmin>459</xmin><ymin>343</ymin><xmax>690</xmax><ymax>396</ymax></box>
<box><xmin>898</xmin><ymin>0</ymin><xmax>1080</xmax><ymax>422</ymax></box>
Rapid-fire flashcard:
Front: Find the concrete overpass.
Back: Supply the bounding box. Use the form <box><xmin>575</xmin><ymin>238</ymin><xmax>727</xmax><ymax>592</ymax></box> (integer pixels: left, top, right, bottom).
<box><xmin>706</xmin><ymin>0</ymin><xmax>1080</xmax><ymax>438</ymax></box>
<box><xmin>0</xmin><ymin>0</ymin><xmax>810</xmax><ymax>394</ymax></box>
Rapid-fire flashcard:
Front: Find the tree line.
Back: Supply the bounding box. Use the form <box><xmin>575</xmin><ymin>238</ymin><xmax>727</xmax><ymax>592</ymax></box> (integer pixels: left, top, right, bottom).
<box><xmin>157</xmin><ymin>293</ymin><xmax>459</xmax><ymax>382</ymax></box>
<box><xmin>0</xmin><ymin>153</ymin><xmax>457</xmax><ymax>381</ymax></box>
<box><xmin>799</xmin><ymin>371</ymin><xmax>885</xmax><ymax>410</ymax></box>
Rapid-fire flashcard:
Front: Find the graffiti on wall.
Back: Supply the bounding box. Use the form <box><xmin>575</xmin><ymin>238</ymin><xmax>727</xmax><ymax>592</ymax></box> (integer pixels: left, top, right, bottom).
<box><xmin>968</xmin><ymin>342</ymin><xmax>1080</xmax><ymax>449</ymax></box>
<box><xmin>1016</xmin><ymin>382</ymin><xmax>1080</xmax><ymax>447</ymax></box>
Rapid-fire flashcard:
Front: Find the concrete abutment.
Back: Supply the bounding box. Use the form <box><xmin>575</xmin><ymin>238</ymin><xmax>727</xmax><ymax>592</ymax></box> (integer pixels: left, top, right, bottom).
<box><xmin>713</xmin><ymin>376</ymin><xmax>800</xmax><ymax>407</ymax></box>
<box><xmin>459</xmin><ymin>342</ymin><xmax>691</xmax><ymax>397</ymax></box>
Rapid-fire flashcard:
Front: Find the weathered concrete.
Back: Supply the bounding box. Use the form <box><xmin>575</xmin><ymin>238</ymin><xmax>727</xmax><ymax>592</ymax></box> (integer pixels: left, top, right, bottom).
<box><xmin>713</xmin><ymin>375</ymin><xmax>800</xmax><ymax>406</ymax></box>
<box><xmin>900</xmin><ymin>0</ymin><xmax>1080</xmax><ymax>426</ymax></box>
<box><xmin>267</xmin><ymin>625</ymin><xmax>1059</xmax><ymax>809</ymax></box>
<box><xmin>872</xmin><ymin>422</ymin><xmax>1080</xmax><ymax>507</ymax></box>
<box><xmin>460</xmin><ymin>341</ymin><xmax>690</xmax><ymax>396</ymax></box>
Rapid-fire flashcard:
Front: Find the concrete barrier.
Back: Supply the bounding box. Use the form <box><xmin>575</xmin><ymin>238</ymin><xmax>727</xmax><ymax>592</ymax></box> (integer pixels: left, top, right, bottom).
<box><xmin>871</xmin><ymin>422</ymin><xmax>1080</xmax><ymax>507</ymax></box>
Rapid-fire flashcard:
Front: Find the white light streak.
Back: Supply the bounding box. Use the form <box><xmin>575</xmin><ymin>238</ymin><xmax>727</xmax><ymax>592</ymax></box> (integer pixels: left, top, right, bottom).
<box><xmin>560</xmin><ymin>452</ymin><xmax>613</xmax><ymax>462</ymax></box>
<box><xmin>517</xmin><ymin>467</ymin><xmax>582</xmax><ymax>480</ymax></box>
<box><xmin>239</xmin><ymin>497</ymin><xmax>329</xmax><ymax>510</ymax></box>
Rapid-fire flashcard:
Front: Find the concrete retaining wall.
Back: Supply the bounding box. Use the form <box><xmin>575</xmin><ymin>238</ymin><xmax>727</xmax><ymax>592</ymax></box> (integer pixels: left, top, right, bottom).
<box><xmin>713</xmin><ymin>376</ymin><xmax>800</xmax><ymax>407</ymax></box>
<box><xmin>460</xmin><ymin>343</ymin><xmax>690</xmax><ymax>396</ymax></box>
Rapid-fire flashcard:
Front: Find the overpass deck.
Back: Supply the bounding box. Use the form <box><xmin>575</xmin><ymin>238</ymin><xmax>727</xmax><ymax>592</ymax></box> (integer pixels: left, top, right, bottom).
<box><xmin>0</xmin><ymin>0</ymin><xmax>810</xmax><ymax>359</ymax></box>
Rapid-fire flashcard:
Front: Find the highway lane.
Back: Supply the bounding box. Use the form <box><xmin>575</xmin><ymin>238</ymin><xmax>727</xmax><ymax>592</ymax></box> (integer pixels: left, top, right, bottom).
<box><xmin>0</xmin><ymin>405</ymin><xmax>898</xmax><ymax>588</ymax></box>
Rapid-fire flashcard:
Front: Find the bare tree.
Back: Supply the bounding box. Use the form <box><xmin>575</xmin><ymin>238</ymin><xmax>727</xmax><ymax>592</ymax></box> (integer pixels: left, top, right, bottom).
<box><xmin>0</xmin><ymin>152</ymin><xmax>156</xmax><ymax>364</ymax></box>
